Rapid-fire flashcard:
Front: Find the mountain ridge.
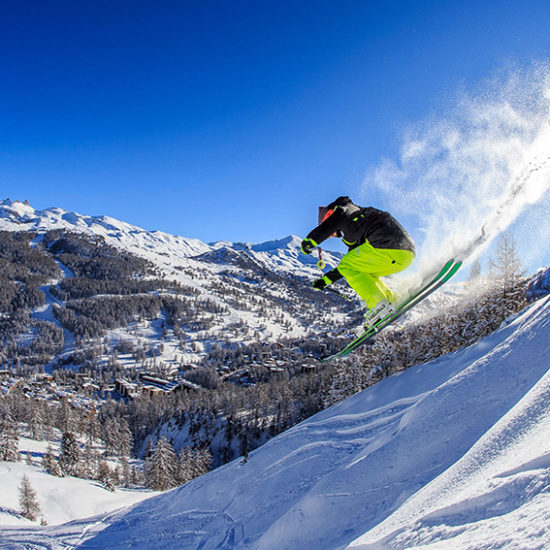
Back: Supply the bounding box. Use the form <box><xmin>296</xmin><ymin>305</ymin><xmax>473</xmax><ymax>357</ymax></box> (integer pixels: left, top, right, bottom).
<box><xmin>0</xmin><ymin>199</ymin><xmax>341</xmax><ymax>278</ymax></box>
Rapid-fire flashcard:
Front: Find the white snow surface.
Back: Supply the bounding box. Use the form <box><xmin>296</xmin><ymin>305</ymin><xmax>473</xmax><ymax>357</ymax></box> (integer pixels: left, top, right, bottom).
<box><xmin>0</xmin><ymin>459</ymin><xmax>156</xmax><ymax>528</ymax></box>
<box><xmin>2</xmin><ymin>294</ymin><xmax>550</xmax><ymax>548</ymax></box>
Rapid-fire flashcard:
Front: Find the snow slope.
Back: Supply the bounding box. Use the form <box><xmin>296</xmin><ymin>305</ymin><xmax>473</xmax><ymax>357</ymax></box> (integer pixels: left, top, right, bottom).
<box><xmin>0</xmin><ymin>460</ymin><xmax>156</xmax><ymax>528</ymax></box>
<box><xmin>2</xmin><ymin>295</ymin><xmax>550</xmax><ymax>549</ymax></box>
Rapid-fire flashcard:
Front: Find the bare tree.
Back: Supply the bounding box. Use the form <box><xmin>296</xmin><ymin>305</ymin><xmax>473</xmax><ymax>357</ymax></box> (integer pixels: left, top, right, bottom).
<box><xmin>468</xmin><ymin>258</ymin><xmax>483</xmax><ymax>284</ymax></box>
<box><xmin>97</xmin><ymin>460</ymin><xmax>116</xmax><ymax>491</ymax></box>
<box><xmin>489</xmin><ymin>232</ymin><xmax>527</xmax><ymax>315</ymax></box>
<box><xmin>490</xmin><ymin>232</ymin><xmax>525</xmax><ymax>288</ymax></box>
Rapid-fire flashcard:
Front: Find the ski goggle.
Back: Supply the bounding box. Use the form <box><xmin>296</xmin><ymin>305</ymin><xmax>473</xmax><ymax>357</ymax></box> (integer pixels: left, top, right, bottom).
<box><xmin>317</xmin><ymin>207</ymin><xmax>337</xmax><ymax>237</ymax></box>
<box><xmin>318</xmin><ymin>207</ymin><xmax>334</xmax><ymax>225</ymax></box>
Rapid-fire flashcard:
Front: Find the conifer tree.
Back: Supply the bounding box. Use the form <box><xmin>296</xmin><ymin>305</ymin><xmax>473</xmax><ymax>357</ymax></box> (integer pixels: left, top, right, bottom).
<box><xmin>85</xmin><ymin>412</ymin><xmax>102</xmax><ymax>446</ymax></box>
<box><xmin>469</xmin><ymin>258</ymin><xmax>482</xmax><ymax>282</ymax></box>
<box><xmin>144</xmin><ymin>436</ymin><xmax>155</xmax><ymax>459</ymax></box>
<box><xmin>57</xmin><ymin>400</ymin><xmax>74</xmax><ymax>434</ymax></box>
<box><xmin>82</xmin><ymin>441</ymin><xmax>99</xmax><ymax>479</ymax></box>
<box><xmin>101</xmin><ymin>418</ymin><xmax>120</xmax><ymax>458</ymax></box>
<box><xmin>0</xmin><ymin>412</ymin><xmax>20</xmax><ymax>462</ymax></box>
<box><xmin>121</xmin><ymin>456</ymin><xmax>131</xmax><ymax>487</ymax></box>
<box><xmin>27</xmin><ymin>403</ymin><xmax>44</xmax><ymax>441</ymax></box>
<box><xmin>144</xmin><ymin>436</ymin><xmax>178</xmax><ymax>491</ymax></box>
<box><xmin>490</xmin><ymin>232</ymin><xmax>525</xmax><ymax>288</ymax></box>
<box><xmin>489</xmin><ymin>231</ymin><xmax>526</xmax><ymax>313</ymax></box>
<box><xmin>131</xmin><ymin>465</ymin><xmax>143</xmax><ymax>486</ymax></box>
<box><xmin>19</xmin><ymin>475</ymin><xmax>41</xmax><ymax>521</ymax></box>
<box><xmin>195</xmin><ymin>447</ymin><xmax>212</xmax><ymax>476</ymax></box>
<box><xmin>116</xmin><ymin>418</ymin><xmax>133</xmax><ymax>459</ymax></box>
<box><xmin>59</xmin><ymin>432</ymin><xmax>81</xmax><ymax>476</ymax></box>
<box><xmin>178</xmin><ymin>446</ymin><xmax>212</xmax><ymax>483</ymax></box>
<box><xmin>42</xmin><ymin>444</ymin><xmax>61</xmax><ymax>476</ymax></box>
<box><xmin>178</xmin><ymin>446</ymin><xmax>194</xmax><ymax>484</ymax></box>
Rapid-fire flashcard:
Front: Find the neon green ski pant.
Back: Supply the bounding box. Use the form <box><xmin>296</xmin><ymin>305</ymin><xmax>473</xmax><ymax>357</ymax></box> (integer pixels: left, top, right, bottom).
<box><xmin>338</xmin><ymin>242</ymin><xmax>415</xmax><ymax>308</ymax></box>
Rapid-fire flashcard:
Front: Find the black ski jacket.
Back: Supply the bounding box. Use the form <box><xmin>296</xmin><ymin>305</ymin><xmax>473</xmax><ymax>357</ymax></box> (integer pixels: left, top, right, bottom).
<box><xmin>306</xmin><ymin>196</ymin><xmax>416</xmax><ymax>253</ymax></box>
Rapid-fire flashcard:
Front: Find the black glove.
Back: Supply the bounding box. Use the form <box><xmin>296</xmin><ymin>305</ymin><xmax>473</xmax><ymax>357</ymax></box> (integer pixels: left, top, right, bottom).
<box><xmin>313</xmin><ymin>276</ymin><xmax>329</xmax><ymax>291</ymax></box>
<box><xmin>300</xmin><ymin>238</ymin><xmax>317</xmax><ymax>255</ymax></box>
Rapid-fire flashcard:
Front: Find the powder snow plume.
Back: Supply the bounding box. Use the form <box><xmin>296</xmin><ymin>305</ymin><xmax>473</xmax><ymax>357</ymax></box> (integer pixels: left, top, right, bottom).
<box><xmin>363</xmin><ymin>62</ymin><xmax>550</xmax><ymax>286</ymax></box>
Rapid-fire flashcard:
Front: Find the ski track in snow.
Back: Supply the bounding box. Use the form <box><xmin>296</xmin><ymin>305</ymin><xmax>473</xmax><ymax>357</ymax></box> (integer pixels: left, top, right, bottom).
<box><xmin>30</xmin><ymin>257</ymin><xmax>76</xmax><ymax>361</ymax></box>
<box><xmin>2</xmin><ymin>297</ymin><xmax>550</xmax><ymax>549</ymax></box>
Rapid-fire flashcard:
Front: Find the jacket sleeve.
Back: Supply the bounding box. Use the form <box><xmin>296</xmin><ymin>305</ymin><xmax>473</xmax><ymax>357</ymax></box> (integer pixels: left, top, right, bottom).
<box><xmin>305</xmin><ymin>207</ymin><xmax>345</xmax><ymax>246</ymax></box>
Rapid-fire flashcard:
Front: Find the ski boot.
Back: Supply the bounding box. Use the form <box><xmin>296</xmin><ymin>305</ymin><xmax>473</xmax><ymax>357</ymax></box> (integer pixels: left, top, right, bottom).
<box><xmin>364</xmin><ymin>299</ymin><xmax>395</xmax><ymax>330</ymax></box>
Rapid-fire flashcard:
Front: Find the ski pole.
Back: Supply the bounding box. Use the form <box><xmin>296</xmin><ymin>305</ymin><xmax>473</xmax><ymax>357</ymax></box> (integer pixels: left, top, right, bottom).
<box><xmin>317</xmin><ymin>248</ymin><xmax>326</xmax><ymax>270</ymax></box>
<box><xmin>315</xmin><ymin>247</ymin><xmax>351</xmax><ymax>300</ymax></box>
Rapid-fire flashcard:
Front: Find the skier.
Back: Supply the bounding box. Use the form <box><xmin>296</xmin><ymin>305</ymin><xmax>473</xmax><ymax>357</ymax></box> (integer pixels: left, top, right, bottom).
<box><xmin>301</xmin><ymin>196</ymin><xmax>416</xmax><ymax>328</ymax></box>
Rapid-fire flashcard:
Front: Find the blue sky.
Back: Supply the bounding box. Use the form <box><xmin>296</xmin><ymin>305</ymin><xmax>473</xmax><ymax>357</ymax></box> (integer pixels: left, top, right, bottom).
<box><xmin>2</xmin><ymin>1</ymin><xmax>550</xmax><ymax>252</ymax></box>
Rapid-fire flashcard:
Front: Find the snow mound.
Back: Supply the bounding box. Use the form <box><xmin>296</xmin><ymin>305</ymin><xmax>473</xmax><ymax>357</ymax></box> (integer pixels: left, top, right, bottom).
<box><xmin>0</xmin><ymin>460</ymin><xmax>156</xmax><ymax>528</ymax></box>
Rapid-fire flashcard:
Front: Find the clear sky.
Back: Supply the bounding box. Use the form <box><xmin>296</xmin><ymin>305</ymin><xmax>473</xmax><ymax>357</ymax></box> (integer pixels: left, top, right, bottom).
<box><xmin>2</xmin><ymin>0</ymin><xmax>550</xmax><ymax>250</ymax></box>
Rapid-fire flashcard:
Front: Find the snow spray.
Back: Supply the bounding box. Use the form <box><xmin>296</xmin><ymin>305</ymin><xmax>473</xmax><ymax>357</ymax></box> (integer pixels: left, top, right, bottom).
<box><xmin>363</xmin><ymin>62</ymin><xmax>550</xmax><ymax>286</ymax></box>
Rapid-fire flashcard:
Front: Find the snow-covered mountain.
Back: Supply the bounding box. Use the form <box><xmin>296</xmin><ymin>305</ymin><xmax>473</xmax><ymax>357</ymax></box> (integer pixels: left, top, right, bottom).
<box><xmin>0</xmin><ymin>199</ymin><xmax>210</xmax><ymax>257</ymax></box>
<box><xmin>0</xmin><ymin>199</ymin><xmax>353</xmax><ymax>362</ymax></box>
<box><xmin>0</xmin><ymin>199</ymin><xmax>340</xmax><ymax>279</ymax></box>
<box><xmin>2</xmin><ymin>290</ymin><xmax>549</xmax><ymax>548</ymax></box>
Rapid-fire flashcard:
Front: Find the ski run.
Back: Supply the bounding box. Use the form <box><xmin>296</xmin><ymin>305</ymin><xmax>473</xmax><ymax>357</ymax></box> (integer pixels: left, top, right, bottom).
<box><xmin>2</xmin><ymin>290</ymin><xmax>550</xmax><ymax>548</ymax></box>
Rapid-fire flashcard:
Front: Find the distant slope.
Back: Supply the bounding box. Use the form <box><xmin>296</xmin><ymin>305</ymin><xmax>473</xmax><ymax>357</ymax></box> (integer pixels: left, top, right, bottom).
<box><xmin>3</xmin><ymin>296</ymin><xmax>549</xmax><ymax>549</ymax></box>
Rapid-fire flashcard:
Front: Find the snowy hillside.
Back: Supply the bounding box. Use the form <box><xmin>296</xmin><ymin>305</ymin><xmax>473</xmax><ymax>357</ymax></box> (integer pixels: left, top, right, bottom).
<box><xmin>0</xmin><ymin>457</ymin><xmax>156</xmax><ymax>527</ymax></box>
<box><xmin>0</xmin><ymin>199</ymin><xmax>353</xmax><ymax>368</ymax></box>
<box><xmin>0</xmin><ymin>199</ymin><xmax>341</xmax><ymax>279</ymax></box>
<box><xmin>2</xmin><ymin>293</ymin><xmax>549</xmax><ymax>548</ymax></box>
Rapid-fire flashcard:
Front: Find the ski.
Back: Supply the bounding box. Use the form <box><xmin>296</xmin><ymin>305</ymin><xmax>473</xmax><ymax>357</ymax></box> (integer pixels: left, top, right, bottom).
<box><xmin>321</xmin><ymin>259</ymin><xmax>462</xmax><ymax>362</ymax></box>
